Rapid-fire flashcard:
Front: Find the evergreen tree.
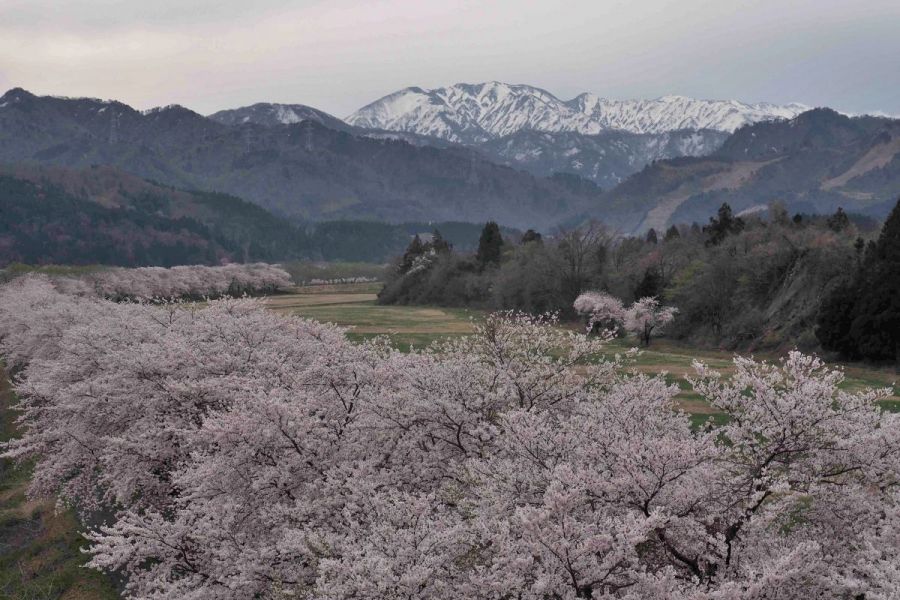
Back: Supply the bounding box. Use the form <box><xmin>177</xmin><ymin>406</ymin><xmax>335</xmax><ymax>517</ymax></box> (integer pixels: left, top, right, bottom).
<box><xmin>815</xmin><ymin>281</ymin><xmax>859</xmax><ymax>358</ymax></box>
<box><xmin>818</xmin><ymin>198</ymin><xmax>900</xmax><ymax>361</ymax></box>
<box><xmin>704</xmin><ymin>203</ymin><xmax>745</xmax><ymax>246</ymax></box>
<box><xmin>633</xmin><ymin>267</ymin><xmax>663</xmax><ymax>301</ymax></box>
<box><xmin>645</xmin><ymin>228</ymin><xmax>658</xmax><ymax>244</ymax></box>
<box><xmin>521</xmin><ymin>229</ymin><xmax>542</xmax><ymax>244</ymax></box>
<box><xmin>849</xmin><ymin>198</ymin><xmax>900</xmax><ymax>360</ymax></box>
<box><xmin>663</xmin><ymin>225</ymin><xmax>680</xmax><ymax>241</ymax></box>
<box><xmin>431</xmin><ymin>229</ymin><xmax>452</xmax><ymax>254</ymax></box>
<box><xmin>476</xmin><ymin>221</ymin><xmax>503</xmax><ymax>267</ymax></box>
<box><xmin>827</xmin><ymin>207</ymin><xmax>850</xmax><ymax>232</ymax></box>
<box><xmin>399</xmin><ymin>235</ymin><xmax>424</xmax><ymax>273</ymax></box>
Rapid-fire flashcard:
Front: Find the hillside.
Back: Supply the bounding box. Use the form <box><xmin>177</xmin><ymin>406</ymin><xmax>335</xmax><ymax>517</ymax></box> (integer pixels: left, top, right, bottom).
<box><xmin>477</xmin><ymin>128</ymin><xmax>728</xmax><ymax>189</ymax></box>
<box><xmin>604</xmin><ymin>109</ymin><xmax>900</xmax><ymax>232</ymax></box>
<box><xmin>0</xmin><ymin>88</ymin><xmax>600</xmax><ymax>229</ymax></box>
<box><xmin>0</xmin><ymin>165</ymin><xmax>311</xmax><ymax>266</ymax></box>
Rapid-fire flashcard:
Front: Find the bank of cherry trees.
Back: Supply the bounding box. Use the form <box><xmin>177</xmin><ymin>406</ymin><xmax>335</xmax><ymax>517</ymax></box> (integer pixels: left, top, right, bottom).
<box><xmin>52</xmin><ymin>262</ymin><xmax>293</xmax><ymax>300</ymax></box>
<box><xmin>2</xmin><ymin>275</ymin><xmax>900</xmax><ymax>599</ymax></box>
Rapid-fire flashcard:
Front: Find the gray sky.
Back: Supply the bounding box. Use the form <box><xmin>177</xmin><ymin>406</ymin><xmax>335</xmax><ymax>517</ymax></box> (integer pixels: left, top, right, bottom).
<box><xmin>0</xmin><ymin>0</ymin><xmax>897</xmax><ymax>117</ymax></box>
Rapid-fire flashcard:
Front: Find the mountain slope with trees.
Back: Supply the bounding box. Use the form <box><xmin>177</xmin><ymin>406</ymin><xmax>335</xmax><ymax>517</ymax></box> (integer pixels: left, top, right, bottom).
<box><xmin>0</xmin><ymin>88</ymin><xmax>600</xmax><ymax>229</ymax></box>
<box><xmin>603</xmin><ymin>109</ymin><xmax>900</xmax><ymax>232</ymax></box>
<box><xmin>817</xmin><ymin>198</ymin><xmax>900</xmax><ymax>361</ymax></box>
<box><xmin>380</xmin><ymin>205</ymin><xmax>879</xmax><ymax>353</ymax></box>
<box><xmin>0</xmin><ymin>165</ymin><xmax>312</xmax><ymax>266</ymax></box>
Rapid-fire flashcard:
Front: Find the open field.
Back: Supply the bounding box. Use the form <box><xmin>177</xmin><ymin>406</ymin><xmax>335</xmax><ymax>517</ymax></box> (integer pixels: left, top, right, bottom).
<box><xmin>0</xmin><ymin>363</ymin><xmax>119</xmax><ymax>600</ymax></box>
<box><xmin>270</xmin><ymin>282</ymin><xmax>900</xmax><ymax>422</ymax></box>
<box><xmin>266</xmin><ymin>283</ymin><xmax>481</xmax><ymax>351</ymax></box>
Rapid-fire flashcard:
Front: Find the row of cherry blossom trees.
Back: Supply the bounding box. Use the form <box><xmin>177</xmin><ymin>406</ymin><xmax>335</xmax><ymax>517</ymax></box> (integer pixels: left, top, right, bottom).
<box><xmin>574</xmin><ymin>291</ymin><xmax>678</xmax><ymax>345</ymax></box>
<box><xmin>1</xmin><ymin>275</ymin><xmax>899</xmax><ymax>599</ymax></box>
<box><xmin>52</xmin><ymin>263</ymin><xmax>293</xmax><ymax>300</ymax></box>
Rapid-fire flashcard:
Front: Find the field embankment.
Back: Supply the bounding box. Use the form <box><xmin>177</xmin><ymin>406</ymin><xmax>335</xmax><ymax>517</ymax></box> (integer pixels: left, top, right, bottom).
<box><xmin>0</xmin><ymin>363</ymin><xmax>119</xmax><ymax>600</ymax></box>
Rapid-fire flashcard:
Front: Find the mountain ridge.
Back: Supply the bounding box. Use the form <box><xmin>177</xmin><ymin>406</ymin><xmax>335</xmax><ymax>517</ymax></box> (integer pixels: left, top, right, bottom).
<box><xmin>0</xmin><ymin>88</ymin><xmax>601</xmax><ymax>229</ymax></box>
<box><xmin>346</xmin><ymin>81</ymin><xmax>809</xmax><ymax>142</ymax></box>
<box><xmin>604</xmin><ymin>108</ymin><xmax>900</xmax><ymax>232</ymax></box>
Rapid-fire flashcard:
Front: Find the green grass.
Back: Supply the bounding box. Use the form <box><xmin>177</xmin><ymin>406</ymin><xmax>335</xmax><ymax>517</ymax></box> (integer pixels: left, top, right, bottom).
<box><xmin>271</xmin><ymin>283</ymin><xmax>900</xmax><ymax>419</ymax></box>
<box><xmin>267</xmin><ymin>285</ymin><xmax>481</xmax><ymax>346</ymax></box>
<box><xmin>0</xmin><ymin>363</ymin><xmax>119</xmax><ymax>600</ymax></box>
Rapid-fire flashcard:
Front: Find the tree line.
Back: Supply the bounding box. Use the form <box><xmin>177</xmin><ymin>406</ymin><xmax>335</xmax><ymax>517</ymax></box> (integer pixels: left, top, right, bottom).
<box><xmin>816</xmin><ymin>199</ymin><xmax>900</xmax><ymax>361</ymax></box>
<box><xmin>380</xmin><ymin>201</ymin><xmax>898</xmax><ymax>359</ymax></box>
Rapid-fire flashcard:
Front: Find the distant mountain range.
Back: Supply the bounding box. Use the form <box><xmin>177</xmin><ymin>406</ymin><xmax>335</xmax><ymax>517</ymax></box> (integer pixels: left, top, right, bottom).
<box><xmin>210</xmin><ymin>96</ymin><xmax>730</xmax><ymax>189</ymax></box>
<box><xmin>604</xmin><ymin>108</ymin><xmax>900</xmax><ymax>232</ymax></box>
<box><xmin>213</xmin><ymin>82</ymin><xmax>808</xmax><ymax>188</ymax></box>
<box><xmin>0</xmin><ymin>87</ymin><xmax>599</xmax><ymax>229</ymax></box>
<box><xmin>345</xmin><ymin>82</ymin><xmax>808</xmax><ymax>141</ymax></box>
<box><xmin>0</xmin><ymin>84</ymin><xmax>897</xmax><ymax>246</ymax></box>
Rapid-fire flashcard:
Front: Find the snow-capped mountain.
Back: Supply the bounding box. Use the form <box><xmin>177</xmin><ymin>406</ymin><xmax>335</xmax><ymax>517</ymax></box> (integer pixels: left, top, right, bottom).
<box><xmin>346</xmin><ymin>82</ymin><xmax>808</xmax><ymax>143</ymax></box>
<box><xmin>209</xmin><ymin>102</ymin><xmax>353</xmax><ymax>132</ymax></box>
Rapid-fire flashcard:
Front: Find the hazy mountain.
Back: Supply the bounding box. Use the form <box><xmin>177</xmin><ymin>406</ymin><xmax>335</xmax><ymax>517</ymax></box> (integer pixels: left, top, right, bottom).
<box><xmin>209</xmin><ymin>102</ymin><xmax>355</xmax><ymax>132</ymax></box>
<box><xmin>476</xmin><ymin>128</ymin><xmax>729</xmax><ymax>189</ymax></box>
<box><xmin>215</xmin><ymin>90</ymin><xmax>734</xmax><ymax>187</ymax></box>
<box><xmin>604</xmin><ymin>108</ymin><xmax>900</xmax><ymax>233</ymax></box>
<box><xmin>0</xmin><ymin>88</ymin><xmax>600</xmax><ymax>229</ymax></box>
<box><xmin>4</xmin><ymin>88</ymin><xmax>895</xmax><ymax>239</ymax></box>
<box><xmin>346</xmin><ymin>81</ymin><xmax>808</xmax><ymax>143</ymax></box>
<box><xmin>0</xmin><ymin>164</ymin><xmax>312</xmax><ymax>266</ymax></box>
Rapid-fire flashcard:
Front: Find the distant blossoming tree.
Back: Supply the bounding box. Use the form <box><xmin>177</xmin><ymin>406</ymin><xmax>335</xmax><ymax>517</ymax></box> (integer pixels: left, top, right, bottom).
<box><xmin>573</xmin><ymin>291</ymin><xmax>625</xmax><ymax>335</ymax></box>
<box><xmin>625</xmin><ymin>296</ymin><xmax>677</xmax><ymax>345</ymax></box>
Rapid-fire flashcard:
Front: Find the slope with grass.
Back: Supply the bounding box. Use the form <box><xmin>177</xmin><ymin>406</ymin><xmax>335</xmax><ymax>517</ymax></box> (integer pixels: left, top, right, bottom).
<box><xmin>1</xmin><ymin>363</ymin><xmax>119</xmax><ymax>600</ymax></box>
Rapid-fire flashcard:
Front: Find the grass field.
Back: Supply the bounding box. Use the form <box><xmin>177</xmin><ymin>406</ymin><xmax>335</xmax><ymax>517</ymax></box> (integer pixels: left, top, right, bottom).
<box><xmin>270</xmin><ymin>282</ymin><xmax>900</xmax><ymax>422</ymax></box>
<box><xmin>266</xmin><ymin>282</ymin><xmax>480</xmax><ymax>351</ymax></box>
<box><xmin>0</xmin><ymin>363</ymin><xmax>119</xmax><ymax>600</ymax></box>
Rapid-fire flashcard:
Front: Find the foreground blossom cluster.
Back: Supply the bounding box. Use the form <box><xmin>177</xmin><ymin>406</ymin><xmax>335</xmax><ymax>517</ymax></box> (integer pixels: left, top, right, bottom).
<box><xmin>53</xmin><ymin>263</ymin><xmax>293</xmax><ymax>300</ymax></box>
<box><xmin>575</xmin><ymin>291</ymin><xmax>677</xmax><ymax>345</ymax></box>
<box><xmin>2</xmin><ymin>275</ymin><xmax>899</xmax><ymax>599</ymax></box>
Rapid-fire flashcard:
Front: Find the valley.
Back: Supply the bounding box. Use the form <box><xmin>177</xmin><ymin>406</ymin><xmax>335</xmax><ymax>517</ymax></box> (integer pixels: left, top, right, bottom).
<box><xmin>2</xmin><ymin>0</ymin><xmax>898</xmax><ymax>596</ymax></box>
<box><xmin>272</xmin><ymin>282</ymin><xmax>900</xmax><ymax>420</ymax></box>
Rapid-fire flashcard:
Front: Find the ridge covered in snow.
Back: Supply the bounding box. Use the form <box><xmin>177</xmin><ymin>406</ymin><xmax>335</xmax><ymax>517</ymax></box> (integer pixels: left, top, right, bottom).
<box><xmin>346</xmin><ymin>82</ymin><xmax>809</xmax><ymax>143</ymax></box>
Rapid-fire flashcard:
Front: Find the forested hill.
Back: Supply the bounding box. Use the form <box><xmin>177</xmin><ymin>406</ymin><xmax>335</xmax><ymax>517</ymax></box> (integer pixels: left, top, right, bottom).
<box><xmin>603</xmin><ymin>108</ymin><xmax>900</xmax><ymax>233</ymax></box>
<box><xmin>0</xmin><ymin>165</ymin><xmax>312</xmax><ymax>266</ymax></box>
<box><xmin>0</xmin><ymin>88</ymin><xmax>599</xmax><ymax>229</ymax></box>
<box><xmin>0</xmin><ymin>165</ymin><xmax>525</xmax><ymax>266</ymax></box>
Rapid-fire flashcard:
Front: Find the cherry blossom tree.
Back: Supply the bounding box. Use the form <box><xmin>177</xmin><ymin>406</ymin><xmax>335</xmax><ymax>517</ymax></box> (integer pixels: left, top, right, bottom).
<box><xmin>2</xmin><ymin>275</ymin><xmax>899</xmax><ymax>600</ymax></box>
<box><xmin>625</xmin><ymin>296</ymin><xmax>677</xmax><ymax>346</ymax></box>
<box><xmin>50</xmin><ymin>263</ymin><xmax>294</xmax><ymax>301</ymax></box>
<box><xmin>574</xmin><ymin>291</ymin><xmax>626</xmax><ymax>335</ymax></box>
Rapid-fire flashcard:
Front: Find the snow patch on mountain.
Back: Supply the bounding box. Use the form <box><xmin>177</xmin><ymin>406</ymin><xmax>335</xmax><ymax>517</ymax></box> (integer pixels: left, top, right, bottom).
<box><xmin>347</xmin><ymin>82</ymin><xmax>809</xmax><ymax>142</ymax></box>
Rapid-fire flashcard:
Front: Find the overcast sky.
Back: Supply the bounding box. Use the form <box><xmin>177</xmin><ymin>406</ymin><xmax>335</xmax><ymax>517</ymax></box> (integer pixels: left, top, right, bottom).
<box><xmin>0</xmin><ymin>0</ymin><xmax>897</xmax><ymax>117</ymax></box>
